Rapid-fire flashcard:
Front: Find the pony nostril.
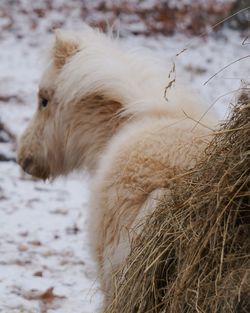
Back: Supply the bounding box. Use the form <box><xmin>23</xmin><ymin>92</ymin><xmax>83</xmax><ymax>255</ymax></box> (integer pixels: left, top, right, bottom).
<box><xmin>22</xmin><ymin>157</ymin><xmax>33</xmax><ymax>172</ymax></box>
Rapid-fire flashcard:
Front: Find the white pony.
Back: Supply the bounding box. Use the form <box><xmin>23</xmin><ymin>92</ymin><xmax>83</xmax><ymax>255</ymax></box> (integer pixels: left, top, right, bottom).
<box><xmin>18</xmin><ymin>25</ymin><xmax>216</xmax><ymax>307</ymax></box>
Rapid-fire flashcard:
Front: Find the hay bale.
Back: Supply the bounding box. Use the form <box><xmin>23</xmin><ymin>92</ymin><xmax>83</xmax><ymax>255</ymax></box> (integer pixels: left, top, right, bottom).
<box><xmin>105</xmin><ymin>90</ymin><xmax>250</xmax><ymax>313</ymax></box>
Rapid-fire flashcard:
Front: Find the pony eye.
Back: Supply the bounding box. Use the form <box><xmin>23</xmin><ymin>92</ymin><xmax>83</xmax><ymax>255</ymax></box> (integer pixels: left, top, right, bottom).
<box><xmin>40</xmin><ymin>98</ymin><xmax>48</xmax><ymax>108</ymax></box>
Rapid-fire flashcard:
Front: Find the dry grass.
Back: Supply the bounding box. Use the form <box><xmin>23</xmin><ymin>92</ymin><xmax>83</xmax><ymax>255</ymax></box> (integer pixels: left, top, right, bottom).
<box><xmin>105</xmin><ymin>89</ymin><xmax>250</xmax><ymax>313</ymax></box>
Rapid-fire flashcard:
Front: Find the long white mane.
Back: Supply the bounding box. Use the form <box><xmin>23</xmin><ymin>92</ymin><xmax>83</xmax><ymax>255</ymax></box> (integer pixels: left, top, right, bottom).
<box><xmin>53</xmin><ymin>25</ymin><xmax>214</xmax><ymax>123</ymax></box>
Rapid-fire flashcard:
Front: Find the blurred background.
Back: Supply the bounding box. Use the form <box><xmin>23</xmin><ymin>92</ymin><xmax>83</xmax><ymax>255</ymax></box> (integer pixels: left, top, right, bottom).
<box><xmin>0</xmin><ymin>1</ymin><xmax>249</xmax><ymax>312</ymax></box>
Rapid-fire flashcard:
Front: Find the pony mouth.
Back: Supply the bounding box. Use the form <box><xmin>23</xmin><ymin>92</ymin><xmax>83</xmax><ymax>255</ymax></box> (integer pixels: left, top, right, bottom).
<box><xmin>19</xmin><ymin>157</ymin><xmax>50</xmax><ymax>180</ymax></box>
<box><xmin>27</xmin><ymin>165</ymin><xmax>50</xmax><ymax>180</ymax></box>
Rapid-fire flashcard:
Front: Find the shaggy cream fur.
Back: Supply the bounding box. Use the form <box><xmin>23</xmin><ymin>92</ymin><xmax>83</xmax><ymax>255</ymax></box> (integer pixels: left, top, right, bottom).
<box><xmin>17</xmin><ymin>25</ymin><xmax>217</xmax><ymax>306</ymax></box>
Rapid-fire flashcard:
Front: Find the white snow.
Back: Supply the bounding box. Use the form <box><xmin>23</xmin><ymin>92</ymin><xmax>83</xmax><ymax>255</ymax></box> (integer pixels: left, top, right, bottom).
<box><xmin>0</xmin><ymin>1</ymin><xmax>249</xmax><ymax>312</ymax></box>
<box><xmin>168</xmin><ymin>0</ymin><xmax>235</xmax><ymax>9</ymax></box>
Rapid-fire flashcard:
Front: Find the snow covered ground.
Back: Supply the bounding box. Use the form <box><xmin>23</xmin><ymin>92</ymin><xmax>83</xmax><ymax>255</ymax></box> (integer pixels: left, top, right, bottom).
<box><xmin>0</xmin><ymin>1</ymin><xmax>249</xmax><ymax>312</ymax></box>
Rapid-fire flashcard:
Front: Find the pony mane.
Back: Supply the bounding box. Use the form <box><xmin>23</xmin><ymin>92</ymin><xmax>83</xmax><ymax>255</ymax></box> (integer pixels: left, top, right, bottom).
<box><xmin>53</xmin><ymin>26</ymin><xmax>215</xmax><ymax>123</ymax></box>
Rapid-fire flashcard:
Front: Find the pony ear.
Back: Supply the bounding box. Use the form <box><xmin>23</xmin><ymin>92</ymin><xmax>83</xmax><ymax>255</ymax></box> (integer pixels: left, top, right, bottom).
<box><xmin>53</xmin><ymin>30</ymin><xmax>80</xmax><ymax>68</ymax></box>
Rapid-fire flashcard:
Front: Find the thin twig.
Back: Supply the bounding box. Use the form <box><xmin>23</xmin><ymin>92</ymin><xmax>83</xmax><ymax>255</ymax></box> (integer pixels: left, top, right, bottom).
<box><xmin>204</xmin><ymin>55</ymin><xmax>250</xmax><ymax>86</ymax></box>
